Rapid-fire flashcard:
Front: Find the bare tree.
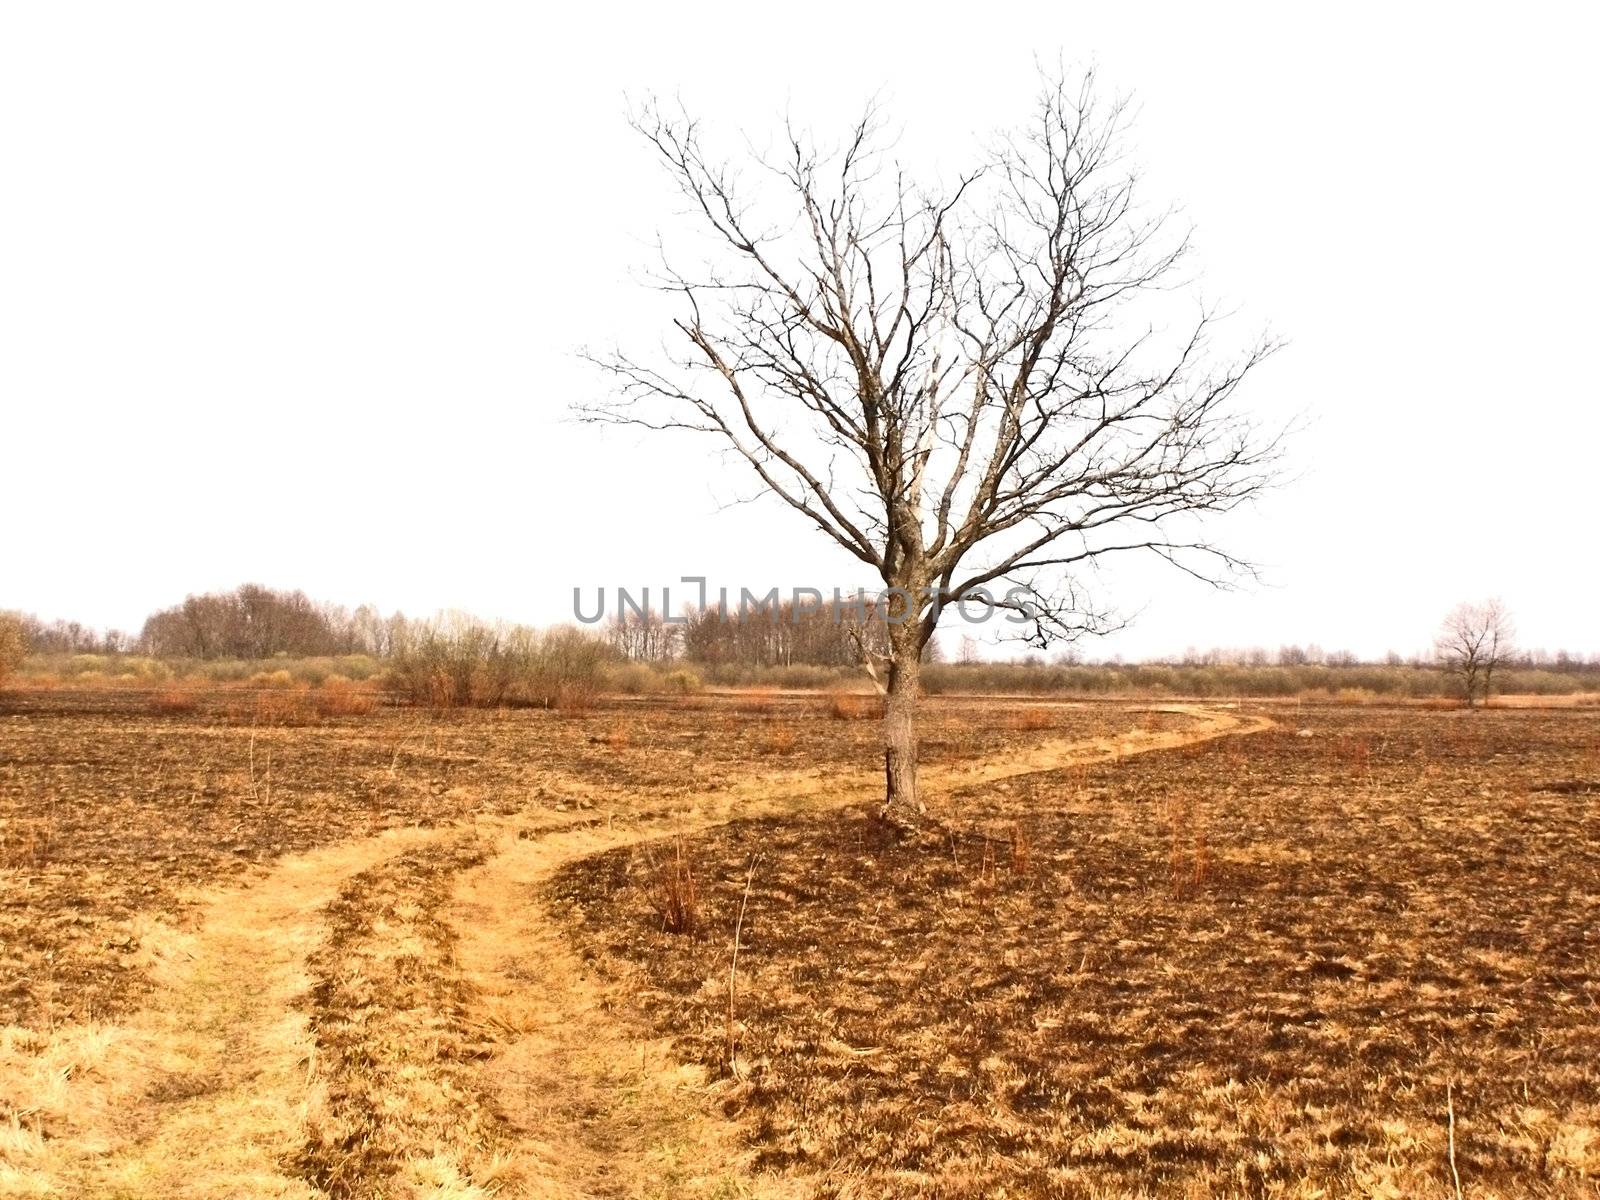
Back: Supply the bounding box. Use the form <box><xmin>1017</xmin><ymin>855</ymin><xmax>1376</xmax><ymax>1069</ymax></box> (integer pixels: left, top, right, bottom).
<box><xmin>585</xmin><ymin>72</ymin><xmax>1281</xmax><ymax>830</ymax></box>
<box><xmin>956</xmin><ymin>634</ymin><xmax>982</xmax><ymax>667</ymax></box>
<box><xmin>1435</xmin><ymin>600</ymin><xmax>1515</xmax><ymax>707</ymax></box>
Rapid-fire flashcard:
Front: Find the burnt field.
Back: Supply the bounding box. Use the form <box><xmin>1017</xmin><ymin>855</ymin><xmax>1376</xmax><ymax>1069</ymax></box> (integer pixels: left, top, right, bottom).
<box><xmin>556</xmin><ymin>706</ymin><xmax>1600</xmax><ymax>1197</ymax></box>
<box><xmin>2</xmin><ymin>689</ymin><xmax>1596</xmax><ymax>1198</ymax></box>
<box><xmin>0</xmin><ymin>688</ymin><xmax>1119</xmax><ymax>1029</ymax></box>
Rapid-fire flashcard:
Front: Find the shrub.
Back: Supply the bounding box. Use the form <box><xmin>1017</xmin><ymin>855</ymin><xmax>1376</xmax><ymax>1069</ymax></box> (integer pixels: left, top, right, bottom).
<box><xmin>607</xmin><ymin>662</ymin><xmax>661</xmax><ymax>696</ymax></box>
<box><xmin>693</xmin><ymin>661</ymin><xmax>855</xmax><ymax>691</ymax></box>
<box><xmin>249</xmin><ymin>669</ymin><xmax>297</xmax><ymax>689</ymax></box>
<box><xmin>0</xmin><ymin>614</ymin><xmax>26</xmax><ymax>688</ymax></box>
<box><xmin>386</xmin><ymin>616</ymin><xmax>611</xmax><ymax>709</ymax></box>
<box><xmin>541</xmin><ymin>626</ymin><xmax>609</xmax><ymax>711</ymax></box>
<box><xmin>662</xmin><ymin>668</ymin><xmax>703</xmax><ymax>695</ymax></box>
<box><xmin>316</xmin><ymin>676</ymin><xmax>378</xmax><ymax>717</ymax></box>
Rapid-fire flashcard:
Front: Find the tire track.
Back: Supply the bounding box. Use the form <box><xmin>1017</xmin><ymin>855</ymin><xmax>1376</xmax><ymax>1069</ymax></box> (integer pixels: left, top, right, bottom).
<box><xmin>2</xmin><ymin>704</ymin><xmax>1269</xmax><ymax>1198</ymax></box>
<box><xmin>443</xmin><ymin>704</ymin><xmax>1271</xmax><ymax>1198</ymax></box>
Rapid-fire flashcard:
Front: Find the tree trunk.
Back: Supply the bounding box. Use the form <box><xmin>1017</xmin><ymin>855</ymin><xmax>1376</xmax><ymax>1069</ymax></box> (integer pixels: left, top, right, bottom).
<box><xmin>880</xmin><ymin>638</ymin><xmax>924</xmax><ymax>831</ymax></box>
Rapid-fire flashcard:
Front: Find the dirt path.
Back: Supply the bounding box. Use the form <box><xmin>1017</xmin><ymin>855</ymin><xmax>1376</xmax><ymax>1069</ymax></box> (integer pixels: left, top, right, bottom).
<box><xmin>0</xmin><ymin>704</ymin><xmax>1269</xmax><ymax>1199</ymax></box>
<box><xmin>444</xmin><ymin>704</ymin><xmax>1271</xmax><ymax>1199</ymax></box>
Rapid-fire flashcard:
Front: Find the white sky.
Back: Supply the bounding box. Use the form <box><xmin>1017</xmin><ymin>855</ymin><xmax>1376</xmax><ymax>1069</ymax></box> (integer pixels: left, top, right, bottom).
<box><xmin>3</xmin><ymin>1</ymin><xmax>1596</xmax><ymax>661</ymax></box>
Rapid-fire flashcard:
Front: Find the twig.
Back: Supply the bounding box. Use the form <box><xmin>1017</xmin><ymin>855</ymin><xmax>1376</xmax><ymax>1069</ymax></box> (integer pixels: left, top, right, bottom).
<box><xmin>726</xmin><ymin>854</ymin><xmax>759</xmax><ymax>1076</ymax></box>
<box><xmin>1446</xmin><ymin>1082</ymin><xmax>1463</xmax><ymax>1200</ymax></box>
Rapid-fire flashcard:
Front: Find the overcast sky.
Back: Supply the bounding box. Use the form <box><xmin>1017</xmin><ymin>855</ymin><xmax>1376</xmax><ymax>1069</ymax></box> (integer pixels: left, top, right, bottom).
<box><xmin>3</xmin><ymin>1</ymin><xmax>1596</xmax><ymax>661</ymax></box>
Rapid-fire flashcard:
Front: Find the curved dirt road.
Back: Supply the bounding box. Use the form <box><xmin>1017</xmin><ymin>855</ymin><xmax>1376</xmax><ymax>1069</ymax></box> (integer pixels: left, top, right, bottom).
<box><xmin>3</xmin><ymin>704</ymin><xmax>1270</xmax><ymax>1199</ymax></box>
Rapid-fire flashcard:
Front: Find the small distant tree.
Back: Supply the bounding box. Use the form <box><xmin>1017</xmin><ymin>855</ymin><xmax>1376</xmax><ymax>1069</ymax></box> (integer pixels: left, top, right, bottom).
<box><xmin>1435</xmin><ymin>600</ymin><xmax>1514</xmax><ymax>707</ymax></box>
<box><xmin>0</xmin><ymin>614</ymin><xmax>27</xmax><ymax>688</ymax></box>
<box><xmin>956</xmin><ymin>634</ymin><xmax>981</xmax><ymax>666</ymax></box>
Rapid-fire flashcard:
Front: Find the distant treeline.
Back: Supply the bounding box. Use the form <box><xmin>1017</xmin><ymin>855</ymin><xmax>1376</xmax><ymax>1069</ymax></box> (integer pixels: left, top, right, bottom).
<box><xmin>5</xmin><ymin>586</ymin><xmax>1599</xmax><ymax>701</ymax></box>
<box><xmin>920</xmin><ymin>660</ymin><xmax>1600</xmax><ymax>699</ymax></box>
<box><xmin>3</xmin><ymin>587</ymin><xmax>403</xmax><ymax>660</ymax></box>
<box><xmin>137</xmin><ymin>585</ymin><xmax>406</xmax><ymax>659</ymax></box>
<box><xmin>608</xmin><ymin>600</ymin><xmax>913</xmax><ymax>667</ymax></box>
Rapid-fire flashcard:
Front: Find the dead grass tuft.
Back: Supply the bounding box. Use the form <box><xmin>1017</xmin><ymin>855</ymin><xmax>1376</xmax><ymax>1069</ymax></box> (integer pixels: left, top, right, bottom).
<box><xmin>647</xmin><ymin>839</ymin><xmax>701</xmax><ymax>936</ymax></box>
<box><xmin>825</xmin><ymin>691</ymin><xmax>882</xmax><ymax>721</ymax></box>
<box><xmin>314</xmin><ymin>676</ymin><xmax>377</xmax><ymax>718</ymax></box>
<box><xmin>1009</xmin><ymin>822</ymin><xmax>1032</xmax><ymax>874</ymax></box>
<box><xmin>761</xmin><ymin>726</ymin><xmax>798</xmax><ymax>755</ymax></box>
<box><xmin>595</xmin><ymin>726</ymin><xmax>631</xmax><ymax>750</ymax></box>
<box><xmin>734</xmin><ymin>688</ymin><xmax>777</xmax><ymax>715</ymax></box>
<box><xmin>1165</xmin><ymin>793</ymin><xmax>1210</xmax><ymax>894</ymax></box>
<box><xmin>226</xmin><ymin>688</ymin><xmax>318</xmax><ymax>726</ymax></box>
<box><xmin>1009</xmin><ymin>706</ymin><xmax>1055</xmax><ymax>732</ymax></box>
<box><xmin>147</xmin><ymin>685</ymin><xmax>203</xmax><ymax>716</ymax></box>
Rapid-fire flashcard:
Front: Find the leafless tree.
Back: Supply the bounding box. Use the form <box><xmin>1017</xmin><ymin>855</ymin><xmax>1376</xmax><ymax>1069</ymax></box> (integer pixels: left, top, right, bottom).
<box><xmin>609</xmin><ymin>607</ymin><xmax>680</xmax><ymax>662</ymax></box>
<box><xmin>956</xmin><ymin>634</ymin><xmax>981</xmax><ymax>667</ymax></box>
<box><xmin>1435</xmin><ymin>600</ymin><xmax>1514</xmax><ymax>707</ymax></box>
<box><xmin>585</xmin><ymin>71</ymin><xmax>1282</xmax><ymax>829</ymax></box>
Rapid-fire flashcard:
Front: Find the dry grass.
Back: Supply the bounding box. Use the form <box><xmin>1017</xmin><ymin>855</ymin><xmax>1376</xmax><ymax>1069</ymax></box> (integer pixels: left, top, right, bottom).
<box><xmin>1007</xmin><ymin>705</ymin><xmax>1055</xmax><ymax>732</ymax></box>
<box><xmin>0</xmin><ymin>690</ymin><xmax>1227</xmax><ymax>1198</ymax></box>
<box><xmin>594</xmin><ymin>725</ymin><xmax>632</xmax><ymax>750</ymax></box>
<box><xmin>233</xmin><ymin>688</ymin><xmax>320</xmax><ymax>726</ymax></box>
<box><xmin>295</xmin><ymin>835</ymin><xmax>515</xmax><ymax>1199</ymax></box>
<box><xmin>0</xmin><ymin>689</ymin><xmax>1106</xmax><ymax>1030</ymax></box>
<box><xmin>1007</xmin><ymin>822</ymin><xmax>1031</xmax><ymax>875</ymax></box>
<box><xmin>0</xmin><ymin>615</ymin><xmax>27</xmax><ymax>688</ymax></box>
<box><xmin>147</xmin><ymin>684</ymin><xmax>202</xmax><ymax>715</ymax></box>
<box><xmin>761</xmin><ymin>726</ymin><xmax>798</xmax><ymax>755</ymax></box>
<box><xmin>0</xmin><ymin>817</ymin><xmax>51</xmax><ymax>871</ymax></box>
<box><xmin>735</xmin><ymin>688</ymin><xmax>778</xmax><ymax>715</ymax></box>
<box><xmin>824</xmin><ymin>690</ymin><xmax>882</xmax><ymax>721</ymax></box>
<box><xmin>142</xmin><ymin>679</ymin><xmax>378</xmax><ymax>722</ymax></box>
<box><xmin>0</xmin><ymin>825</ymin><xmax>457</xmax><ymax>1199</ymax></box>
<box><xmin>314</xmin><ymin>676</ymin><xmax>378</xmax><ymax>717</ymax></box>
<box><xmin>559</xmin><ymin>705</ymin><xmax>1600</xmax><ymax>1197</ymax></box>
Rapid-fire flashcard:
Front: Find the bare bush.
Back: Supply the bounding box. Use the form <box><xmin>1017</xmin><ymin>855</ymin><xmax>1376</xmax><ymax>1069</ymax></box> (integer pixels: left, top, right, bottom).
<box><xmin>315</xmin><ymin>677</ymin><xmax>378</xmax><ymax>718</ymax></box>
<box><xmin>661</xmin><ymin>668</ymin><xmax>702</xmax><ymax>696</ymax></box>
<box><xmin>386</xmin><ymin>616</ymin><xmax>610</xmax><ymax>709</ymax></box>
<box><xmin>0</xmin><ymin>613</ymin><xmax>26</xmax><ymax>688</ymax></box>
